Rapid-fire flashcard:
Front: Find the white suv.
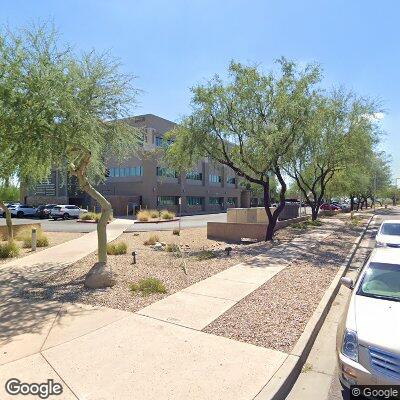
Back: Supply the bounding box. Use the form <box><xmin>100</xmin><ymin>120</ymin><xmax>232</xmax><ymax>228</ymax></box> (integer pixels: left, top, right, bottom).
<box><xmin>6</xmin><ymin>204</ymin><xmax>37</xmax><ymax>218</ymax></box>
<box><xmin>50</xmin><ymin>205</ymin><xmax>88</xmax><ymax>220</ymax></box>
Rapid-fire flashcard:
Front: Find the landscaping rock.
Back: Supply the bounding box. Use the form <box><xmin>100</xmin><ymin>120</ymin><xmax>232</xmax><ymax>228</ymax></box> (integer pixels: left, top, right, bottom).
<box><xmin>84</xmin><ymin>262</ymin><xmax>116</xmax><ymax>288</ymax></box>
<box><xmin>153</xmin><ymin>242</ymin><xmax>164</xmax><ymax>251</ymax></box>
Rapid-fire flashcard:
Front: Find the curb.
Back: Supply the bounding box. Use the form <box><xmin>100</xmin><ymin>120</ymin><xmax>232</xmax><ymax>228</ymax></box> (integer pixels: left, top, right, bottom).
<box><xmin>134</xmin><ymin>218</ymin><xmax>180</xmax><ymax>224</ymax></box>
<box><xmin>254</xmin><ymin>215</ymin><xmax>375</xmax><ymax>400</ymax></box>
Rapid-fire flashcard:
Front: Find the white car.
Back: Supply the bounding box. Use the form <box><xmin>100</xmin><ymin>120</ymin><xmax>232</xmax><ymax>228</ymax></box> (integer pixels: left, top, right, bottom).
<box><xmin>376</xmin><ymin>220</ymin><xmax>400</xmax><ymax>248</ymax></box>
<box><xmin>6</xmin><ymin>204</ymin><xmax>37</xmax><ymax>218</ymax></box>
<box><xmin>337</xmin><ymin>248</ymin><xmax>400</xmax><ymax>388</ymax></box>
<box><xmin>50</xmin><ymin>205</ymin><xmax>88</xmax><ymax>220</ymax></box>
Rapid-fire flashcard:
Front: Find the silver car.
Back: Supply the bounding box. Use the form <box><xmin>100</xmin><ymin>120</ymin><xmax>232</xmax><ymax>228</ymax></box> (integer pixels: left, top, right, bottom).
<box><xmin>337</xmin><ymin>248</ymin><xmax>400</xmax><ymax>387</ymax></box>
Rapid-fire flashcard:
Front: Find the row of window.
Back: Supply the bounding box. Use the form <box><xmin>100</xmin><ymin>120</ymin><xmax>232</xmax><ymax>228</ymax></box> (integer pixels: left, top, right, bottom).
<box><xmin>155</xmin><ymin>136</ymin><xmax>174</xmax><ymax>147</ymax></box>
<box><xmin>108</xmin><ymin>167</ymin><xmax>236</xmax><ymax>184</ymax></box>
<box><xmin>109</xmin><ymin>166</ymin><xmax>143</xmax><ymax>177</ymax></box>
<box><xmin>156</xmin><ymin>196</ymin><xmax>237</xmax><ymax>207</ymax></box>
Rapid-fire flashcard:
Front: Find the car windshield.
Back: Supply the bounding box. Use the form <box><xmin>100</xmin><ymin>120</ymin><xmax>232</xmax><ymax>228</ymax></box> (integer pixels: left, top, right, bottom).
<box><xmin>380</xmin><ymin>223</ymin><xmax>400</xmax><ymax>236</ymax></box>
<box><xmin>358</xmin><ymin>262</ymin><xmax>400</xmax><ymax>302</ymax></box>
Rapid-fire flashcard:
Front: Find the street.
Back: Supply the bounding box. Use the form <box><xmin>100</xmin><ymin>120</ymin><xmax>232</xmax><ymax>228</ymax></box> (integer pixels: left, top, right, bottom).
<box><xmin>288</xmin><ymin>207</ymin><xmax>400</xmax><ymax>400</ymax></box>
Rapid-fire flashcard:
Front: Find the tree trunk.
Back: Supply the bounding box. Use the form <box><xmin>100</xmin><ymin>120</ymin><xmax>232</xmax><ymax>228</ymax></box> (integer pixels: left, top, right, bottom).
<box><xmin>0</xmin><ymin>200</ymin><xmax>13</xmax><ymax>242</ymax></box>
<box><xmin>350</xmin><ymin>196</ymin><xmax>355</xmax><ymax>211</ymax></box>
<box><xmin>311</xmin><ymin>206</ymin><xmax>319</xmax><ymax>221</ymax></box>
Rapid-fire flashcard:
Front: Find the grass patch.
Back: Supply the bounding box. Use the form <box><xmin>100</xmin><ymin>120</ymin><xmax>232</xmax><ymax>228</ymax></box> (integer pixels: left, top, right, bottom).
<box><xmin>16</xmin><ymin>228</ymin><xmax>50</xmax><ymax>248</ymax></box>
<box><xmin>130</xmin><ymin>277</ymin><xmax>167</xmax><ymax>296</ymax></box>
<box><xmin>196</xmin><ymin>250</ymin><xmax>216</xmax><ymax>261</ymax></box>
<box><xmin>144</xmin><ymin>234</ymin><xmax>160</xmax><ymax>246</ymax></box>
<box><xmin>160</xmin><ymin>210</ymin><xmax>175</xmax><ymax>220</ymax></box>
<box><xmin>165</xmin><ymin>243</ymin><xmax>180</xmax><ymax>252</ymax></box>
<box><xmin>149</xmin><ymin>209</ymin><xmax>159</xmax><ymax>218</ymax></box>
<box><xmin>292</xmin><ymin>219</ymin><xmax>322</xmax><ymax>230</ymax></box>
<box><xmin>0</xmin><ymin>241</ymin><xmax>20</xmax><ymax>258</ymax></box>
<box><xmin>107</xmin><ymin>241</ymin><xmax>127</xmax><ymax>255</ymax></box>
<box><xmin>137</xmin><ymin>210</ymin><xmax>150</xmax><ymax>222</ymax></box>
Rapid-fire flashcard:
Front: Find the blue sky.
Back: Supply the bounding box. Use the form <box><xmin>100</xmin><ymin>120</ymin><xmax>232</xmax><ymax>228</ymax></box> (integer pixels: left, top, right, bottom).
<box><xmin>2</xmin><ymin>0</ymin><xmax>399</xmax><ymax>178</ymax></box>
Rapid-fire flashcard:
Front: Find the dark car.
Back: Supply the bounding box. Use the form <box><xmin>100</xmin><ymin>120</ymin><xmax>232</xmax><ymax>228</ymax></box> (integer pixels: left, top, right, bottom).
<box><xmin>35</xmin><ymin>204</ymin><xmax>58</xmax><ymax>219</ymax></box>
<box><xmin>320</xmin><ymin>203</ymin><xmax>341</xmax><ymax>211</ymax></box>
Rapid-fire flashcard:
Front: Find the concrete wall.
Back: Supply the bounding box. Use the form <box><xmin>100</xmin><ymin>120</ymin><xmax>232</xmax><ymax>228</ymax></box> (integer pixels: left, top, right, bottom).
<box><xmin>207</xmin><ymin>216</ymin><xmax>309</xmax><ymax>242</ymax></box>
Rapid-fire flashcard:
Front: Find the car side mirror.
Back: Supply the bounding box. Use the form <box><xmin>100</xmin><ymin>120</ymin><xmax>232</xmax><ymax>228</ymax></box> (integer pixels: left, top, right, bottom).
<box><xmin>341</xmin><ymin>277</ymin><xmax>354</xmax><ymax>289</ymax></box>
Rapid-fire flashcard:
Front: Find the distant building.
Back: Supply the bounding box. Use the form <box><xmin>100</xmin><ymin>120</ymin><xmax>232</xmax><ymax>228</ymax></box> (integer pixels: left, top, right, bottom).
<box><xmin>28</xmin><ymin>114</ymin><xmax>244</xmax><ymax>215</ymax></box>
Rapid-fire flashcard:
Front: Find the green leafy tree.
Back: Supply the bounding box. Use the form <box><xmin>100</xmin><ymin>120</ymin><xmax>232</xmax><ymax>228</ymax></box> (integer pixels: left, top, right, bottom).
<box><xmin>166</xmin><ymin>59</ymin><xmax>321</xmax><ymax>240</ymax></box>
<box><xmin>284</xmin><ymin>90</ymin><xmax>380</xmax><ymax>219</ymax></box>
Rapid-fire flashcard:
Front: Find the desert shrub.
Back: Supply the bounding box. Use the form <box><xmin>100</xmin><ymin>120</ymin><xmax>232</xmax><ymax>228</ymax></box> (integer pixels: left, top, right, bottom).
<box><xmin>144</xmin><ymin>234</ymin><xmax>160</xmax><ymax>246</ymax></box>
<box><xmin>196</xmin><ymin>250</ymin><xmax>216</xmax><ymax>261</ymax></box>
<box><xmin>80</xmin><ymin>212</ymin><xmax>100</xmax><ymax>221</ymax></box>
<box><xmin>130</xmin><ymin>277</ymin><xmax>167</xmax><ymax>296</ymax></box>
<box><xmin>172</xmin><ymin>229</ymin><xmax>180</xmax><ymax>236</ymax></box>
<box><xmin>137</xmin><ymin>210</ymin><xmax>150</xmax><ymax>222</ymax></box>
<box><xmin>17</xmin><ymin>228</ymin><xmax>49</xmax><ymax>248</ymax></box>
<box><xmin>160</xmin><ymin>210</ymin><xmax>175</xmax><ymax>220</ymax></box>
<box><xmin>0</xmin><ymin>241</ymin><xmax>20</xmax><ymax>258</ymax></box>
<box><xmin>149</xmin><ymin>209</ymin><xmax>159</xmax><ymax>218</ymax></box>
<box><xmin>165</xmin><ymin>243</ymin><xmax>180</xmax><ymax>252</ymax></box>
<box><xmin>107</xmin><ymin>241</ymin><xmax>128</xmax><ymax>255</ymax></box>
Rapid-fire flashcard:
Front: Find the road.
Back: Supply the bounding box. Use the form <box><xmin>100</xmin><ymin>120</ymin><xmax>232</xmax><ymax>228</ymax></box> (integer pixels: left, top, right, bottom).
<box><xmin>287</xmin><ymin>207</ymin><xmax>400</xmax><ymax>400</ymax></box>
<box><xmin>0</xmin><ymin>212</ymin><xmax>229</xmax><ymax>233</ymax></box>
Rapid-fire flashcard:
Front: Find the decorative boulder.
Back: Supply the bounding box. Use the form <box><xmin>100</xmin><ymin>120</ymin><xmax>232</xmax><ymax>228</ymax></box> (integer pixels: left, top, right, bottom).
<box><xmin>85</xmin><ymin>262</ymin><xmax>116</xmax><ymax>289</ymax></box>
<box><xmin>153</xmin><ymin>242</ymin><xmax>164</xmax><ymax>251</ymax></box>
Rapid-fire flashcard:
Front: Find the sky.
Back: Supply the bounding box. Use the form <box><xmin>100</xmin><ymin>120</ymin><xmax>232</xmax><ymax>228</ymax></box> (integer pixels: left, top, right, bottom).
<box><xmin>1</xmin><ymin>0</ymin><xmax>399</xmax><ymax>180</ymax></box>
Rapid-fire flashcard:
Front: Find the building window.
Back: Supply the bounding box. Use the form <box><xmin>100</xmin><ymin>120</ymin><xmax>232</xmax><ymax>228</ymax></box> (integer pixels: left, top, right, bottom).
<box><xmin>109</xmin><ymin>166</ymin><xmax>143</xmax><ymax>177</ymax></box>
<box><xmin>187</xmin><ymin>196</ymin><xmax>203</xmax><ymax>206</ymax></box>
<box><xmin>227</xmin><ymin>197</ymin><xmax>237</xmax><ymax>206</ymax></box>
<box><xmin>209</xmin><ymin>197</ymin><xmax>223</xmax><ymax>205</ymax></box>
<box><xmin>156</xmin><ymin>167</ymin><xmax>178</xmax><ymax>178</ymax></box>
<box><xmin>157</xmin><ymin>196</ymin><xmax>179</xmax><ymax>206</ymax></box>
<box><xmin>155</xmin><ymin>136</ymin><xmax>174</xmax><ymax>147</ymax></box>
<box><xmin>209</xmin><ymin>174</ymin><xmax>222</xmax><ymax>183</ymax></box>
<box><xmin>186</xmin><ymin>171</ymin><xmax>203</xmax><ymax>181</ymax></box>
<box><xmin>226</xmin><ymin>177</ymin><xmax>236</xmax><ymax>184</ymax></box>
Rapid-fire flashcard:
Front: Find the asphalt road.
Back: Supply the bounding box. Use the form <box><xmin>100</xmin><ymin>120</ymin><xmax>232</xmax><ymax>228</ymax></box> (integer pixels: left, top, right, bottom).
<box><xmin>327</xmin><ymin>207</ymin><xmax>400</xmax><ymax>400</ymax></box>
<box><xmin>0</xmin><ymin>212</ymin><xmax>230</xmax><ymax>233</ymax></box>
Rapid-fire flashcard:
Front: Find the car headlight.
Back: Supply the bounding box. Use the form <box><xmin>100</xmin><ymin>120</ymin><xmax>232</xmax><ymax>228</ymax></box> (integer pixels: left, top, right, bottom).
<box><xmin>342</xmin><ymin>329</ymin><xmax>359</xmax><ymax>362</ymax></box>
<box><xmin>376</xmin><ymin>241</ymin><xmax>387</xmax><ymax>247</ymax></box>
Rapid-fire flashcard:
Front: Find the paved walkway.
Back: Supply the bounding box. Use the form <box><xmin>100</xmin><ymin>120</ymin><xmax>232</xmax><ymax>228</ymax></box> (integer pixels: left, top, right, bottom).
<box><xmin>1</xmin><ymin>224</ymin><xmax>336</xmax><ymax>400</ymax></box>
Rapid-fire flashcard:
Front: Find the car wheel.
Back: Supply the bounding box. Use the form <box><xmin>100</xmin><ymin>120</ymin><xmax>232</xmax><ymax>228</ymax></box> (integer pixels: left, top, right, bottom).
<box><xmin>2</xmin><ymin>212</ymin><xmax>5</xmax><ymax>218</ymax></box>
<box><xmin>53</xmin><ymin>217</ymin><xmax>58</xmax><ymax>221</ymax></box>
<box><xmin>17</xmin><ymin>211</ymin><xmax>24</xmax><ymax>218</ymax></box>
<box><xmin>63</xmin><ymin>213</ymin><xmax>70</xmax><ymax>220</ymax></box>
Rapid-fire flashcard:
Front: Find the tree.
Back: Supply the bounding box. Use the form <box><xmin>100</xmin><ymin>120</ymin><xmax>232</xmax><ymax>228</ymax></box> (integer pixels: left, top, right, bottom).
<box><xmin>284</xmin><ymin>90</ymin><xmax>380</xmax><ymax>219</ymax></box>
<box><xmin>166</xmin><ymin>59</ymin><xmax>321</xmax><ymax>240</ymax></box>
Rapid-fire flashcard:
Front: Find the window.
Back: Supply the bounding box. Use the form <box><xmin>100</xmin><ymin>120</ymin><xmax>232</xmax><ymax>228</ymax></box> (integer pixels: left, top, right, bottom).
<box><xmin>186</xmin><ymin>171</ymin><xmax>203</xmax><ymax>181</ymax></box>
<box><xmin>227</xmin><ymin>197</ymin><xmax>236</xmax><ymax>206</ymax></box>
<box><xmin>155</xmin><ymin>136</ymin><xmax>174</xmax><ymax>147</ymax></box>
<box><xmin>156</xmin><ymin>167</ymin><xmax>178</xmax><ymax>178</ymax></box>
<box><xmin>209</xmin><ymin>174</ymin><xmax>222</xmax><ymax>183</ymax></box>
<box><xmin>157</xmin><ymin>196</ymin><xmax>179</xmax><ymax>206</ymax></box>
<box><xmin>109</xmin><ymin>166</ymin><xmax>143</xmax><ymax>177</ymax></box>
<box><xmin>226</xmin><ymin>177</ymin><xmax>236</xmax><ymax>184</ymax></box>
<box><xmin>187</xmin><ymin>196</ymin><xmax>203</xmax><ymax>206</ymax></box>
<box><xmin>209</xmin><ymin>197</ymin><xmax>223</xmax><ymax>205</ymax></box>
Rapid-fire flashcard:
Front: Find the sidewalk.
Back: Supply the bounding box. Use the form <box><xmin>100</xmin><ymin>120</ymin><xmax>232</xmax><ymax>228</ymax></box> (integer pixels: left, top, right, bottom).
<box><xmin>0</xmin><ymin>222</ymin><xmax>345</xmax><ymax>400</ymax></box>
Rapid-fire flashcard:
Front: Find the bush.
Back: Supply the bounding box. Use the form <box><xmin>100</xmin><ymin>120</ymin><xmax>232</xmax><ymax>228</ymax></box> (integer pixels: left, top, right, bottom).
<box><xmin>0</xmin><ymin>241</ymin><xmax>20</xmax><ymax>258</ymax></box>
<box><xmin>130</xmin><ymin>277</ymin><xmax>167</xmax><ymax>296</ymax></box>
<box><xmin>291</xmin><ymin>219</ymin><xmax>322</xmax><ymax>230</ymax></box>
<box><xmin>107</xmin><ymin>241</ymin><xmax>127</xmax><ymax>255</ymax></box>
<box><xmin>172</xmin><ymin>229</ymin><xmax>180</xmax><ymax>236</ymax></box>
<box><xmin>137</xmin><ymin>210</ymin><xmax>150</xmax><ymax>222</ymax></box>
<box><xmin>196</xmin><ymin>250</ymin><xmax>216</xmax><ymax>261</ymax></box>
<box><xmin>160</xmin><ymin>210</ymin><xmax>175</xmax><ymax>220</ymax></box>
<box><xmin>16</xmin><ymin>228</ymin><xmax>49</xmax><ymax>248</ymax></box>
<box><xmin>149</xmin><ymin>209</ymin><xmax>159</xmax><ymax>218</ymax></box>
<box><xmin>144</xmin><ymin>234</ymin><xmax>160</xmax><ymax>246</ymax></box>
<box><xmin>80</xmin><ymin>212</ymin><xmax>100</xmax><ymax>222</ymax></box>
<box><xmin>165</xmin><ymin>243</ymin><xmax>180</xmax><ymax>252</ymax></box>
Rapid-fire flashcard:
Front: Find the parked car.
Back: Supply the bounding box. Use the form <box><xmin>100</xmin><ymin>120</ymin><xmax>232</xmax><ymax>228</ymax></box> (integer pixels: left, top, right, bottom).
<box><xmin>337</xmin><ymin>248</ymin><xmax>400</xmax><ymax>388</ymax></box>
<box><xmin>320</xmin><ymin>203</ymin><xmax>341</xmax><ymax>211</ymax></box>
<box><xmin>375</xmin><ymin>220</ymin><xmax>400</xmax><ymax>248</ymax></box>
<box><xmin>3</xmin><ymin>204</ymin><xmax>37</xmax><ymax>218</ymax></box>
<box><xmin>332</xmin><ymin>202</ymin><xmax>350</xmax><ymax>211</ymax></box>
<box><xmin>35</xmin><ymin>204</ymin><xmax>58</xmax><ymax>219</ymax></box>
<box><xmin>50</xmin><ymin>205</ymin><xmax>88</xmax><ymax>220</ymax></box>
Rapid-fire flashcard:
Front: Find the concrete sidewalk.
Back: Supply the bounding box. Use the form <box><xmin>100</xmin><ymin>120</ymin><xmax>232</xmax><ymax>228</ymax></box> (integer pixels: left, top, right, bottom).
<box><xmin>0</xmin><ymin>224</ymin><xmax>338</xmax><ymax>400</ymax></box>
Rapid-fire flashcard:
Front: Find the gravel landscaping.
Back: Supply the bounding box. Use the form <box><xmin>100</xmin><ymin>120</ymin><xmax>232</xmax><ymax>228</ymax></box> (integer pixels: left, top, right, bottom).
<box><xmin>203</xmin><ymin>218</ymin><xmax>369</xmax><ymax>353</ymax></box>
<box><xmin>15</xmin><ymin>225</ymin><xmax>299</xmax><ymax>310</ymax></box>
<box><xmin>0</xmin><ymin>232</ymin><xmax>84</xmax><ymax>266</ymax></box>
